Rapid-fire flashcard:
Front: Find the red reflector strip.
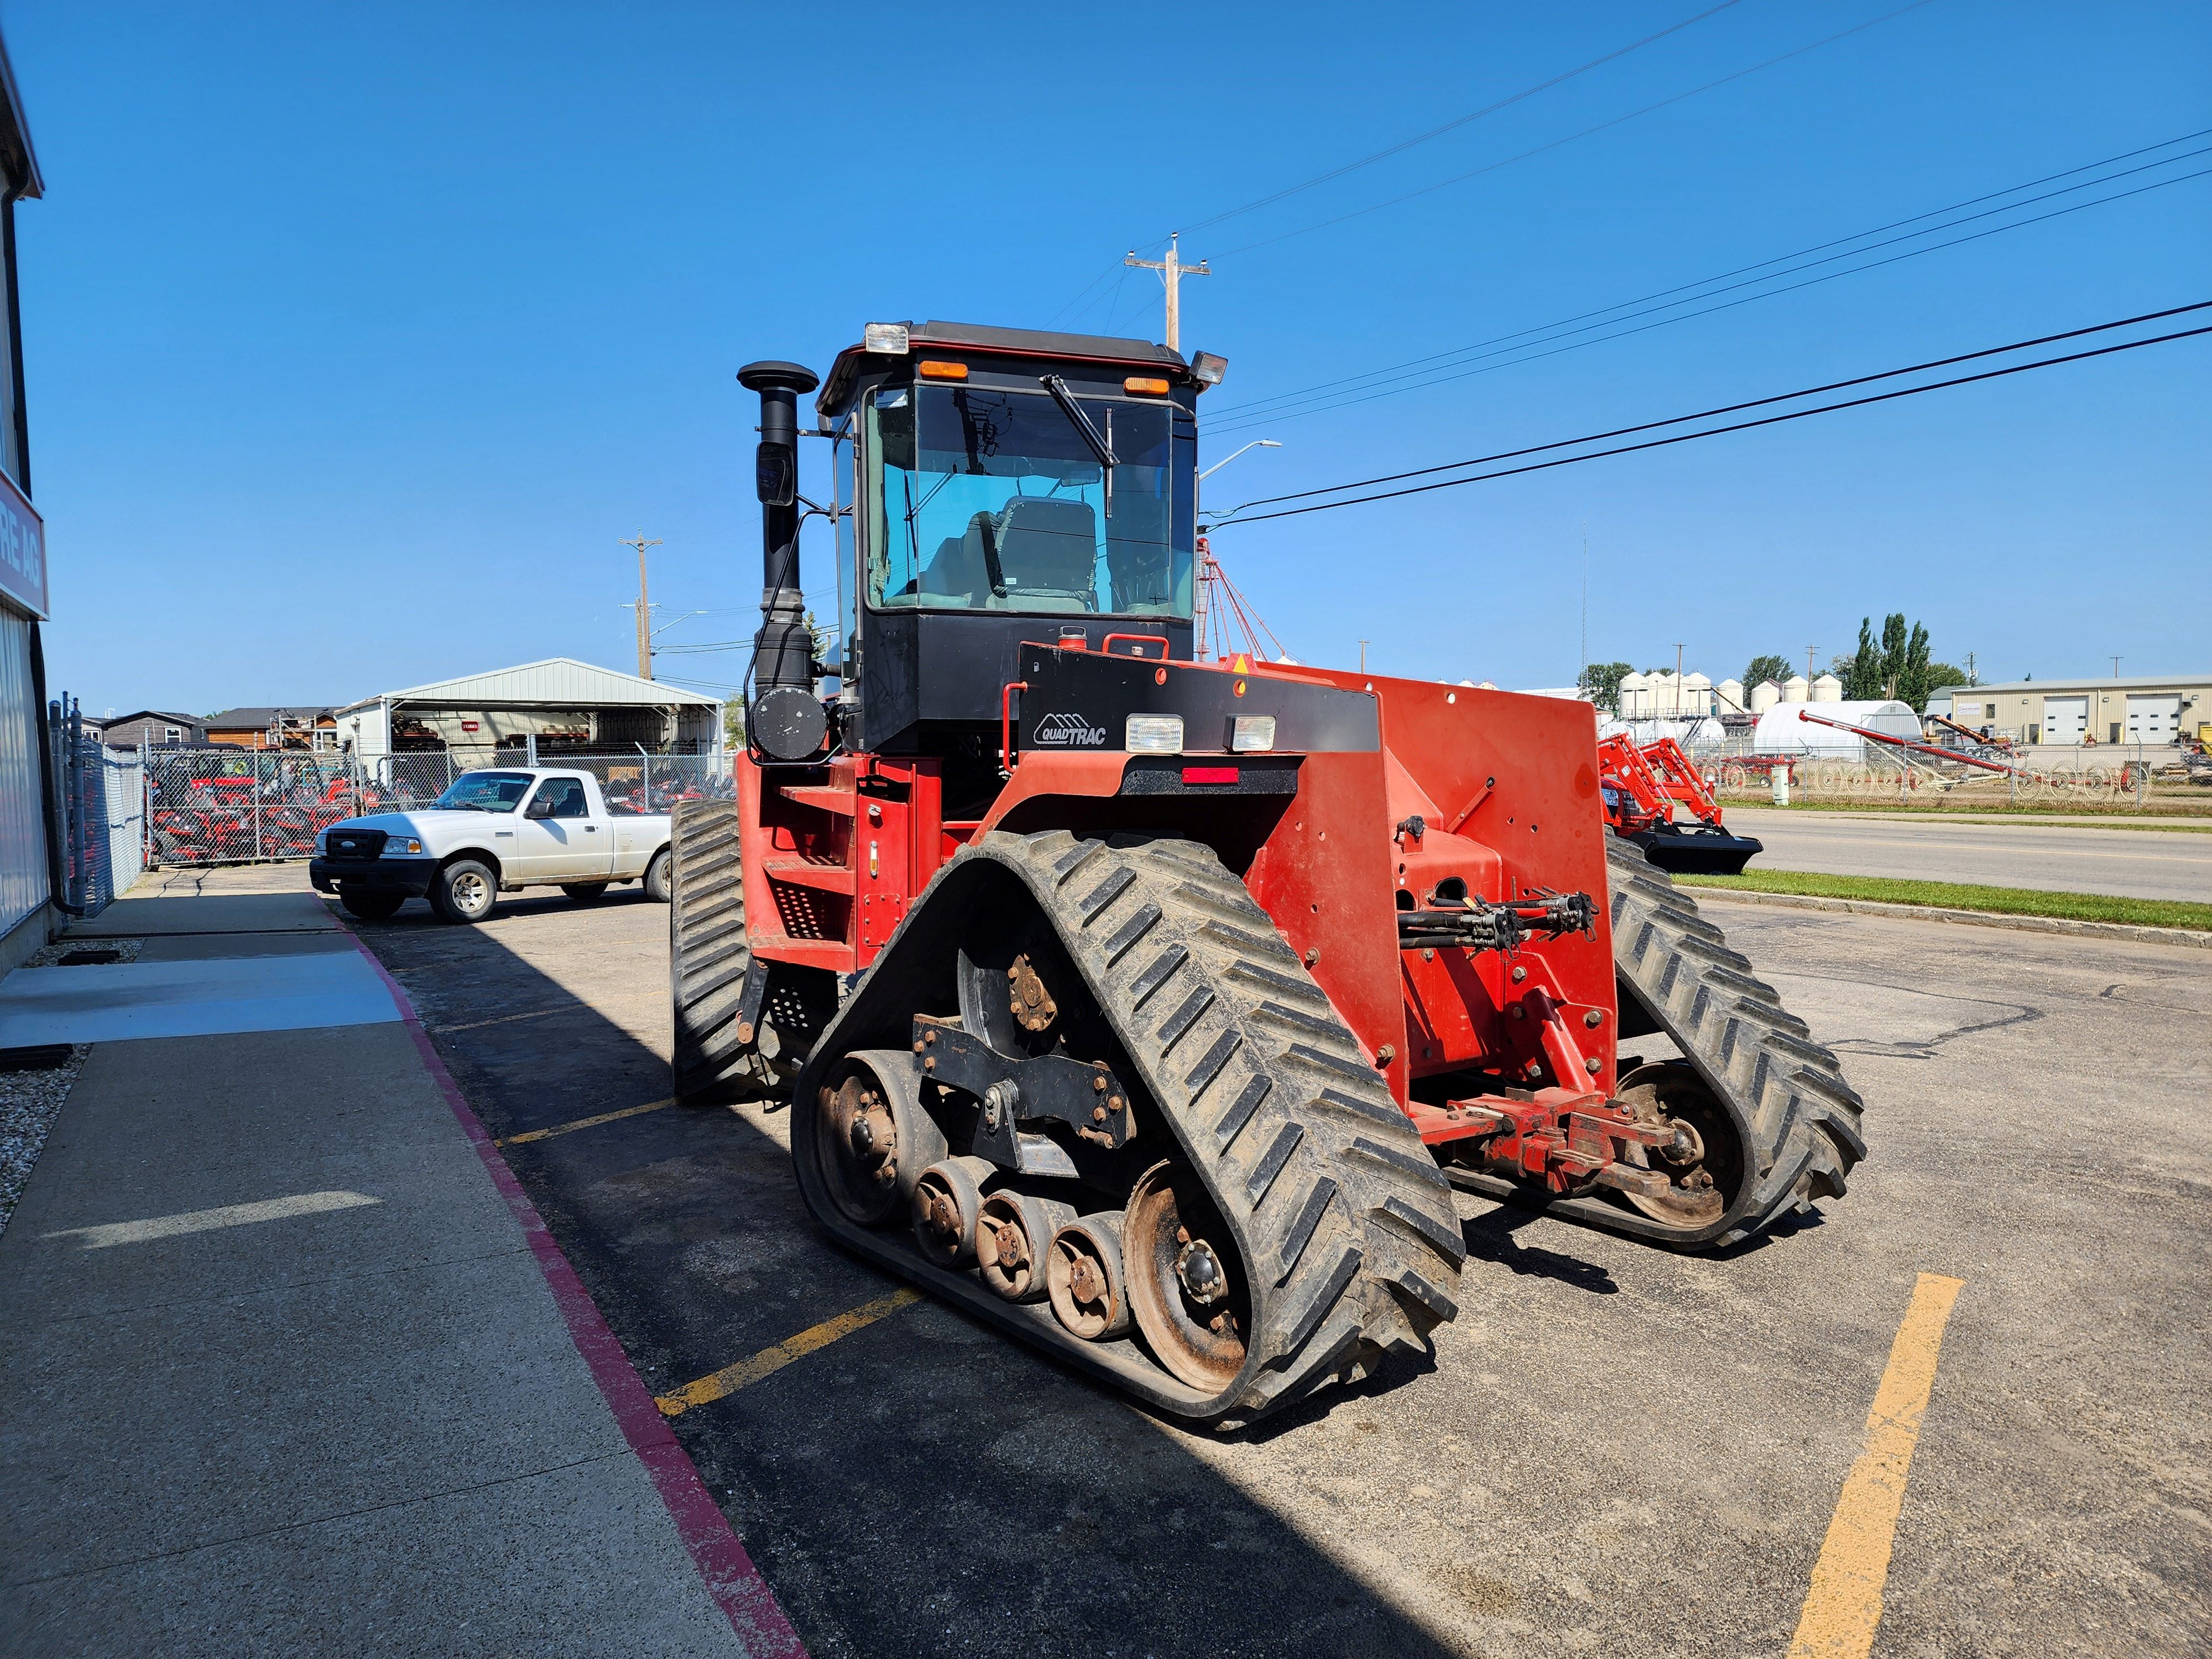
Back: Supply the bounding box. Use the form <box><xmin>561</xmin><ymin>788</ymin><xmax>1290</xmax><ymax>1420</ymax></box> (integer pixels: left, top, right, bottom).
<box><xmin>1182</xmin><ymin>766</ymin><xmax>1239</xmax><ymax>785</ymax></box>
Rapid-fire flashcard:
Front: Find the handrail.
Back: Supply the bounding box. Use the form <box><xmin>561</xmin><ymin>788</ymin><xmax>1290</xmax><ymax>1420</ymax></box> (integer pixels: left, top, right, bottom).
<box><xmin>999</xmin><ymin>680</ymin><xmax>1029</xmax><ymax>776</ymax></box>
<box><xmin>1101</xmin><ymin>633</ymin><xmax>1170</xmax><ymax>659</ymax></box>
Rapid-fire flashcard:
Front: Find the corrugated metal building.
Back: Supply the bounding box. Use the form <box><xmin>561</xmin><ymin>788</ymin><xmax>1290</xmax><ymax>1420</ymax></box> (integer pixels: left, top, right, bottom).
<box><xmin>1936</xmin><ymin>675</ymin><xmax>2210</xmax><ymax>747</ymax></box>
<box><xmin>335</xmin><ymin>658</ymin><xmax>723</xmax><ymax>762</ymax></box>
<box><xmin>0</xmin><ymin>32</ymin><xmax>48</xmax><ymax>973</ymax></box>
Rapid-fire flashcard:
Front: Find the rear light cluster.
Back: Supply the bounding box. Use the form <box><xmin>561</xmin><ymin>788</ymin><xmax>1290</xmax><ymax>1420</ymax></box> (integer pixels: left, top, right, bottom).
<box><xmin>1124</xmin><ymin>712</ymin><xmax>1277</xmax><ymax>757</ymax></box>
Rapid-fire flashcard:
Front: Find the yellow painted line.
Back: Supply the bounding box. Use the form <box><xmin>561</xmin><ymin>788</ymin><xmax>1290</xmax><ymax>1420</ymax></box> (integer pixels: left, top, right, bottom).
<box><xmin>495</xmin><ymin>1098</ymin><xmax>678</xmax><ymax>1146</ymax></box>
<box><xmin>434</xmin><ymin>1006</ymin><xmax>577</xmax><ymax>1034</ymax></box>
<box><xmin>1787</xmin><ymin>1272</ymin><xmax>1966</xmax><ymax>1659</ymax></box>
<box><xmin>655</xmin><ymin>1289</ymin><xmax>924</xmax><ymax>1418</ymax></box>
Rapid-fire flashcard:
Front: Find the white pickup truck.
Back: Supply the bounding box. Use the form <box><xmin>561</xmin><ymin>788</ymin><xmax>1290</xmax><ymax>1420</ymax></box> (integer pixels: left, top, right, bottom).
<box><xmin>309</xmin><ymin>766</ymin><xmax>676</xmax><ymax>924</ymax></box>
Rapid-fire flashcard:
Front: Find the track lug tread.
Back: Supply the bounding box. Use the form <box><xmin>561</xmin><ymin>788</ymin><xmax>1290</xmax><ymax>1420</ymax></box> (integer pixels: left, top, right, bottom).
<box><xmin>792</xmin><ymin>830</ymin><xmax>1463</xmax><ymax>1427</ymax></box>
<box><xmin>1607</xmin><ymin>835</ymin><xmax>1865</xmax><ymax>1248</ymax></box>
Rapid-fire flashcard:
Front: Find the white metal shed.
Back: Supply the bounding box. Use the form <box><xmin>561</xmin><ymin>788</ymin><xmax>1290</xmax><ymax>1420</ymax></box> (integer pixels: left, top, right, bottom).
<box><xmin>336</xmin><ymin>658</ymin><xmax>723</xmax><ymax>761</ymax></box>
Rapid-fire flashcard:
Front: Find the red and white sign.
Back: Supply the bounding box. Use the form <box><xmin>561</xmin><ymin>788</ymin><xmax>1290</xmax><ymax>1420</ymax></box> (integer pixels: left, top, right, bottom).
<box><xmin>460</xmin><ymin>720</ymin><xmax>480</xmax><ymax>732</ymax></box>
<box><xmin>0</xmin><ymin>466</ymin><xmax>45</xmax><ymax>619</ymax></box>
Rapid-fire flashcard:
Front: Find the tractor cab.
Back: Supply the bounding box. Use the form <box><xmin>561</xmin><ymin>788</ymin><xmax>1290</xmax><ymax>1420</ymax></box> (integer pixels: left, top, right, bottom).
<box><xmin>806</xmin><ymin>324</ymin><xmax>1212</xmax><ymax>765</ymax></box>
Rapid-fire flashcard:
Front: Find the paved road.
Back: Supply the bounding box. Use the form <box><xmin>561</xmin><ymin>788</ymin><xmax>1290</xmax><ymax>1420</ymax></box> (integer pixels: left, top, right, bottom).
<box><xmin>343</xmin><ymin>875</ymin><xmax>2208</xmax><ymax>1658</ymax></box>
<box><xmin>1726</xmin><ymin>808</ymin><xmax>2212</xmax><ymax>901</ymax></box>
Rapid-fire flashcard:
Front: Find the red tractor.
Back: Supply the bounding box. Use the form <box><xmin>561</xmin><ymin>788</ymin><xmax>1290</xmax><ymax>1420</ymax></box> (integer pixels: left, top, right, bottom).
<box><xmin>1597</xmin><ymin>733</ymin><xmax>1763</xmax><ymax>874</ymax></box>
<box><xmin>670</xmin><ymin>322</ymin><xmax>1861</xmax><ymax>1427</ymax></box>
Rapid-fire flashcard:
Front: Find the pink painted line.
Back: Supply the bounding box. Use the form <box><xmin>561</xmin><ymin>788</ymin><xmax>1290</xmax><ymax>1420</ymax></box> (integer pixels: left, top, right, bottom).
<box><xmin>338</xmin><ymin>920</ymin><xmax>807</xmax><ymax>1658</ymax></box>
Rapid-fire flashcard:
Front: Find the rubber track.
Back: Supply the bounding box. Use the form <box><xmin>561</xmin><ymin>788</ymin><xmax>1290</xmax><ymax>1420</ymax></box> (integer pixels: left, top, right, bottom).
<box><xmin>670</xmin><ymin>799</ymin><xmax>779</xmax><ymax>1104</ymax></box>
<box><xmin>1603</xmin><ymin>833</ymin><xmax>1866</xmax><ymax>1246</ymax></box>
<box><xmin>794</xmin><ymin>831</ymin><xmax>1468</xmax><ymax>1427</ymax></box>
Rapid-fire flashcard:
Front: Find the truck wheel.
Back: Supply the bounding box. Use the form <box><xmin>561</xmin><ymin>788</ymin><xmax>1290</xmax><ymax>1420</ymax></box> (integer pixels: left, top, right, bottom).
<box><xmin>643</xmin><ymin>848</ymin><xmax>673</xmax><ymax>904</ymax></box>
<box><xmin>431</xmin><ymin>859</ymin><xmax>499</xmax><ymax>925</ymax></box>
<box><xmin>560</xmin><ymin>883</ymin><xmax>609</xmax><ymax>902</ymax></box>
<box><xmin>340</xmin><ymin>890</ymin><xmax>405</xmax><ymax>922</ymax></box>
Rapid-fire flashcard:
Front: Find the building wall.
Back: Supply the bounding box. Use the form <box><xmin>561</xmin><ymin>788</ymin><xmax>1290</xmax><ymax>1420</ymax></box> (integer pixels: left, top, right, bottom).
<box><xmin>0</xmin><ymin>604</ymin><xmax>48</xmax><ymax>963</ymax></box>
<box><xmin>100</xmin><ymin>714</ymin><xmax>204</xmax><ymax>748</ymax></box>
<box><xmin>1941</xmin><ymin>680</ymin><xmax>2210</xmax><ymax>746</ymax></box>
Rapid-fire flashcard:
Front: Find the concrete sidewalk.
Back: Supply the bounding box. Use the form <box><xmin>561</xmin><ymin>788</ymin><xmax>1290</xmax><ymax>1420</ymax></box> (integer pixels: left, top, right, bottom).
<box><xmin>0</xmin><ymin>871</ymin><xmax>795</xmax><ymax>1656</ymax></box>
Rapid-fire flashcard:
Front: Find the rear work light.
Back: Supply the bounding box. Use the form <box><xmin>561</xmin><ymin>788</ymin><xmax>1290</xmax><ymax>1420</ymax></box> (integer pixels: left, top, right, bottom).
<box><xmin>1125</xmin><ymin>714</ymin><xmax>1183</xmax><ymax>753</ymax></box>
<box><xmin>916</xmin><ymin>359</ymin><xmax>969</xmax><ymax>380</ymax></box>
<box><xmin>1123</xmin><ymin>375</ymin><xmax>1170</xmax><ymax>395</ymax></box>
<box><xmin>864</xmin><ymin>322</ymin><xmax>910</xmax><ymax>354</ymax></box>
<box><xmin>1182</xmin><ymin>766</ymin><xmax>1239</xmax><ymax>785</ymax></box>
<box><xmin>1230</xmin><ymin>715</ymin><xmax>1276</xmax><ymax>752</ymax></box>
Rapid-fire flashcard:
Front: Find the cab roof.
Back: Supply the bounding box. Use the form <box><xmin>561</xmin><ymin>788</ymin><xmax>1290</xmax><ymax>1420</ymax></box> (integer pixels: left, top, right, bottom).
<box><xmin>817</xmin><ymin>320</ymin><xmax>1191</xmax><ymax>417</ymax></box>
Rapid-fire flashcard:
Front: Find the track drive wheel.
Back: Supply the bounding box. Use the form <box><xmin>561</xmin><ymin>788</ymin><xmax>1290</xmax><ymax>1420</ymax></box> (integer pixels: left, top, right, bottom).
<box><xmin>1611</xmin><ymin>1062</ymin><xmax>1740</xmax><ymax>1230</ymax></box>
<box><xmin>1124</xmin><ymin>1161</ymin><xmax>1250</xmax><ymax>1392</ymax></box>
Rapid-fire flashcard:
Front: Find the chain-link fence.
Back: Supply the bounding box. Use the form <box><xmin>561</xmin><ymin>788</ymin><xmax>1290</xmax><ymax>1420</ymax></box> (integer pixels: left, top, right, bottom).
<box><xmin>142</xmin><ymin>748</ymin><xmax>734</xmax><ymax>867</ymax></box>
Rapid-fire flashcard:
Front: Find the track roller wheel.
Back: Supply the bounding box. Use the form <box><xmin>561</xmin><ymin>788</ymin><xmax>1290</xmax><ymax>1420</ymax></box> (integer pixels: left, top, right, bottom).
<box><xmin>1611</xmin><ymin>1062</ymin><xmax>1741</xmax><ymax>1231</ymax></box>
<box><xmin>813</xmin><ymin>1051</ymin><xmax>946</xmax><ymax>1228</ymax></box>
<box><xmin>1123</xmin><ymin>1161</ymin><xmax>1250</xmax><ymax>1392</ymax></box>
<box><xmin>977</xmin><ymin>1192</ymin><xmax>1076</xmax><ymax>1303</ymax></box>
<box><xmin>911</xmin><ymin>1156</ymin><xmax>997</xmax><ymax>1267</ymax></box>
<box><xmin>1047</xmin><ymin>1214</ymin><xmax>1131</xmax><ymax>1341</ymax></box>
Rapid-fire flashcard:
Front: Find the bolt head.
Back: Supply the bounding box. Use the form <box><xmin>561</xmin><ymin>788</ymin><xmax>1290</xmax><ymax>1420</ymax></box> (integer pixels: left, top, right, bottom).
<box><xmin>1092</xmin><ymin>1105</ymin><xmax>1107</xmax><ymax>1123</ymax></box>
<box><xmin>1511</xmin><ymin>965</ymin><xmax>1527</xmax><ymax>983</ymax></box>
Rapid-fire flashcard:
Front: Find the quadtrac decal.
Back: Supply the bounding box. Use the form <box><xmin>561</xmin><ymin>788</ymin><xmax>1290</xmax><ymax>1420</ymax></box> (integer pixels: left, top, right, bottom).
<box><xmin>1032</xmin><ymin>710</ymin><xmax>1109</xmax><ymax>748</ymax></box>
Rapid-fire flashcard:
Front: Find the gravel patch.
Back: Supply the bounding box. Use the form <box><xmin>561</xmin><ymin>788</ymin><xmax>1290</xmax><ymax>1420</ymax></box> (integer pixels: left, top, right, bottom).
<box><xmin>0</xmin><ymin>936</ymin><xmax>144</xmax><ymax>1237</ymax></box>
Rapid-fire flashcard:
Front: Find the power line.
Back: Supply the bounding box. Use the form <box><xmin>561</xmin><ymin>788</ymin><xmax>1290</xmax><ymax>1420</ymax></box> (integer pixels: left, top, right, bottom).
<box><xmin>1208</xmin><ymin>317</ymin><xmax>2212</xmax><ymax>526</ymax></box>
<box><xmin>1206</xmin><ymin>160</ymin><xmax>2212</xmax><ymax>436</ymax></box>
<box><xmin>1206</xmin><ymin>128</ymin><xmax>2212</xmax><ymax>422</ymax></box>
<box><xmin>1177</xmin><ymin>1</ymin><xmax>1745</xmax><ymax>238</ymax></box>
<box><xmin>1214</xmin><ymin>302</ymin><xmax>2211</xmax><ymax>512</ymax></box>
<box><xmin>1047</xmin><ymin>0</ymin><xmax>1749</xmax><ymax>327</ymax></box>
<box><xmin>1213</xmin><ymin>0</ymin><xmax>1937</xmax><ymax>262</ymax></box>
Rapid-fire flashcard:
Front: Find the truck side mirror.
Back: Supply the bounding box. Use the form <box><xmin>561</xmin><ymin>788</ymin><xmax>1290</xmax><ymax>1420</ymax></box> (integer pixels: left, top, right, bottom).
<box><xmin>756</xmin><ymin>440</ymin><xmax>795</xmax><ymax>507</ymax></box>
<box><xmin>524</xmin><ymin>796</ymin><xmax>555</xmax><ymax>820</ymax></box>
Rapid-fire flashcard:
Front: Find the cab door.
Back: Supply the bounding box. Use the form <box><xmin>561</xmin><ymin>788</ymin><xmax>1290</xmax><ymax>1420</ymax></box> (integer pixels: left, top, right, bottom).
<box><xmin>509</xmin><ymin>776</ymin><xmax>613</xmax><ymax>881</ymax></box>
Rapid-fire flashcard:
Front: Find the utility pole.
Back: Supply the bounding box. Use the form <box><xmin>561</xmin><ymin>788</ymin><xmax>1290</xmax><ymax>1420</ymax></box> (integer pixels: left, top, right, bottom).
<box><xmin>621</xmin><ymin>530</ymin><xmax>662</xmax><ymax>680</ymax></box>
<box><xmin>1965</xmin><ymin>650</ymin><xmax>1976</xmax><ymax>686</ymax></box>
<box><xmin>1806</xmin><ymin>644</ymin><xmax>1819</xmax><ymax>684</ymax></box>
<box><xmin>1125</xmin><ymin>233</ymin><xmax>1209</xmax><ymax>351</ymax></box>
<box><xmin>1359</xmin><ymin>638</ymin><xmax>1368</xmax><ymax>674</ymax></box>
<box><xmin>2111</xmin><ymin>655</ymin><xmax>2122</xmax><ymax>677</ymax></box>
<box><xmin>1673</xmin><ymin>641</ymin><xmax>1687</xmax><ymax>717</ymax></box>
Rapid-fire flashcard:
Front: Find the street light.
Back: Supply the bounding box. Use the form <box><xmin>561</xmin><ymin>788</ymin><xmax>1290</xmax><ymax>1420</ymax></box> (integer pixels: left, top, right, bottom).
<box><xmin>1197</xmin><ymin>439</ymin><xmax>1281</xmax><ymax>515</ymax></box>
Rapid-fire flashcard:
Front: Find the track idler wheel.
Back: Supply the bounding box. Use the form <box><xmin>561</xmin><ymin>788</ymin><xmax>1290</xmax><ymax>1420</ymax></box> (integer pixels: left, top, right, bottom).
<box><xmin>1123</xmin><ymin>1161</ymin><xmax>1250</xmax><ymax>1391</ymax></box>
<box><xmin>1613</xmin><ymin>1061</ymin><xmax>1743</xmax><ymax>1231</ymax></box>
<box><xmin>813</xmin><ymin>1051</ymin><xmax>947</xmax><ymax>1228</ymax></box>
<box><xmin>1047</xmin><ymin>1214</ymin><xmax>1132</xmax><ymax>1341</ymax></box>
<box><xmin>911</xmin><ymin>1156</ymin><xmax>997</xmax><ymax>1267</ymax></box>
<box><xmin>977</xmin><ymin>1191</ymin><xmax>1076</xmax><ymax>1304</ymax></box>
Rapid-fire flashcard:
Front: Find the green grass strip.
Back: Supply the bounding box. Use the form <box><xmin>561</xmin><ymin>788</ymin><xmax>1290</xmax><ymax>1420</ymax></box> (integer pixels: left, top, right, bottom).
<box><xmin>1673</xmin><ymin>868</ymin><xmax>2212</xmax><ymax>932</ymax></box>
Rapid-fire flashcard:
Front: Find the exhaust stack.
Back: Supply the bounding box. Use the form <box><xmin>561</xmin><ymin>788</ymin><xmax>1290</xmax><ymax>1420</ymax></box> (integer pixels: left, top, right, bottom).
<box><xmin>737</xmin><ymin>359</ymin><xmax>826</xmax><ymax>762</ymax></box>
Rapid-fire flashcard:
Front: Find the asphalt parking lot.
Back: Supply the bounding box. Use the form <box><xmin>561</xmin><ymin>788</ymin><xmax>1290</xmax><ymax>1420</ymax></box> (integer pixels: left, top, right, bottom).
<box><xmin>347</xmin><ymin>877</ymin><xmax>2210</xmax><ymax>1658</ymax></box>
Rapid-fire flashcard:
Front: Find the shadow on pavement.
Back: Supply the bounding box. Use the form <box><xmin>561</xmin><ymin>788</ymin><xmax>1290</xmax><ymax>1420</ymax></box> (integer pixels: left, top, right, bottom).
<box><xmin>1458</xmin><ymin>1207</ymin><xmax>1618</xmax><ymax>1295</ymax></box>
<box><xmin>348</xmin><ymin>892</ymin><xmax>1459</xmax><ymax>1659</ymax></box>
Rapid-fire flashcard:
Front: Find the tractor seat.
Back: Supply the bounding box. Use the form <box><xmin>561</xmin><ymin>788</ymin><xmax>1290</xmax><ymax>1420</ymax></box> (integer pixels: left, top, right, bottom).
<box><xmin>993</xmin><ymin>497</ymin><xmax>1097</xmax><ymax>603</ymax></box>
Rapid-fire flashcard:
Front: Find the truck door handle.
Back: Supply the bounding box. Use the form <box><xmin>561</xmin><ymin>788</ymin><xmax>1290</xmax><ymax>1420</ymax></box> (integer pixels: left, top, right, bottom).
<box><xmin>585</xmin><ymin>826</ymin><xmax>597</xmax><ymax>832</ymax></box>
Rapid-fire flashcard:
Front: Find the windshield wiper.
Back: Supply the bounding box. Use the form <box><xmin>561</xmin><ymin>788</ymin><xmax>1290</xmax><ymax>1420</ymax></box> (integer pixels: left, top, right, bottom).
<box><xmin>1040</xmin><ymin>376</ymin><xmax>1117</xmax><ymax>518</ymax></box>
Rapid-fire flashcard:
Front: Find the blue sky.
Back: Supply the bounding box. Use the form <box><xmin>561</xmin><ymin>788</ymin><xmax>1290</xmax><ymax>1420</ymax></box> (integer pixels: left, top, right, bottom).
<box><xmin>9</xmin><ymin>0</ymin><xmax>2208</xmax><ymax>716</ymax></box>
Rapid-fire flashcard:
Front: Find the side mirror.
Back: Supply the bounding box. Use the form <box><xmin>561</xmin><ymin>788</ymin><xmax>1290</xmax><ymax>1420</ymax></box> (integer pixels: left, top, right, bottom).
<box><xmin>756</xmin><ymin>440</ymin><xmax>795</xmax><ymax>507</ymax></box>
<box><xmin>524</xmin><ymin>796</ymin><xmax>555</xmax><ymax>820</ymax></box>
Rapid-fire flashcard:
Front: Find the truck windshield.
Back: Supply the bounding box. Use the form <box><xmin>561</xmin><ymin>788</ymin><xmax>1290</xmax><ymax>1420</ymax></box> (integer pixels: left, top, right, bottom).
<box><xmin>433</xmin><ymin>771</ymin><xmax>534</xmax><ymax>812</ymax></box>
<box><xmin>867</xmin><ymin>384</ymin><xmax>1193</xmax><ymax>617</ymax></box>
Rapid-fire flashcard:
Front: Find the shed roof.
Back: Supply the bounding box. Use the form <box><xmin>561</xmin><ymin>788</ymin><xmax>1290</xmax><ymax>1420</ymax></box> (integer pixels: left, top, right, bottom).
<box><xmin>205</xmin><ymin>706</ymin><xmax>337</xmax><ymax>728</ymax></box>
<box><xmin>340</xmin><ymin>658</ymin><xmax>721</xmax><ymax>714</ymax></box>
